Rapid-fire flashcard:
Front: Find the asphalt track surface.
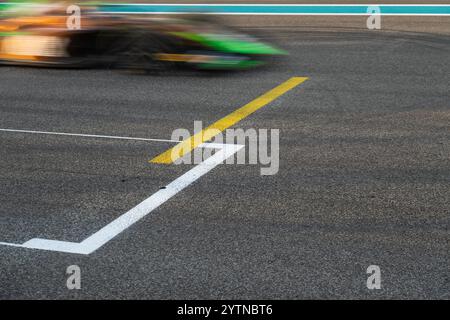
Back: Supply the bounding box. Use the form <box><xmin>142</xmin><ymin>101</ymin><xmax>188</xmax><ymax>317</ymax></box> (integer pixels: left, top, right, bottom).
<box><xmin>0</xmin><ymin>28</ymin><xmax>449</xmax><ymax>299</ymax></box>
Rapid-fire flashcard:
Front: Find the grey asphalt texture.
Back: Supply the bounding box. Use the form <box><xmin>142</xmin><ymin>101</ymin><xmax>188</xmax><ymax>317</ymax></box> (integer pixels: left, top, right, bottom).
<box><xmin>0</xmin><ymin>29</ymin><xmax>449</xmax><ymax>299</ymax></box>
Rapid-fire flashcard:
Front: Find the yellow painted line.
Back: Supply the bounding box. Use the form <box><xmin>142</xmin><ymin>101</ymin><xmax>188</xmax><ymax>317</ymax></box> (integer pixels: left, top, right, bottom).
<box><xmin>150</xmin><ymin>76</ymin><xmax>308</xmax><ymax>164</ymax></box>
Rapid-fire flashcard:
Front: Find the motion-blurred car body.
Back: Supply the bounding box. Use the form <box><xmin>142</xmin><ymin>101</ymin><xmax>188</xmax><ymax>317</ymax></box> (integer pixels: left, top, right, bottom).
<box><xmin>0</xmin><ymin>4</ymin><xmax>286</xmax><ymax>71</ymax></box>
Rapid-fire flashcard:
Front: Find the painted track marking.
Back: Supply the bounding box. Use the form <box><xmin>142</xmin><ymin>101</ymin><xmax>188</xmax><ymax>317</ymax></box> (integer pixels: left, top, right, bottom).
<box><xmin>151</xmin><ymin>76</ymin><xmax>308</xmax><ymax>164</ymax></box>
<box><xmin>0</xmin><ymin>143</ymin><xmax>243</xmax><ymax>254</ymax></box>
<box><xmin>0</xmin><ymin>128</ymin><xmax>180</xmax><ymax>143</ymax></box>
<box><xmin>0</xmin><ymin>77</ymin><xmax>308</xmax><ymax>254</ymax></box>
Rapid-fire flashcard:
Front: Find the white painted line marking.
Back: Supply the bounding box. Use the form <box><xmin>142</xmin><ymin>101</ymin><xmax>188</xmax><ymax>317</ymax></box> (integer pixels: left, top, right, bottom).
<box><xmin>0</xmin><ymin>143</ymin><xmax>243</xmax><ymax>255</ymax></box>
<box><xmin>102</xmin><ymin>12</ymin><xmax>450</xmax><ymax>16</ymax></box>
<box><xmin>0</xmin><ymin>128</ymin><xmax>179</xmax><ymax>143</ymax></box>
<box><xmin>101</xmin><ymin>4</ymin><xmax>450</xmax><ymax>6</ymax></box>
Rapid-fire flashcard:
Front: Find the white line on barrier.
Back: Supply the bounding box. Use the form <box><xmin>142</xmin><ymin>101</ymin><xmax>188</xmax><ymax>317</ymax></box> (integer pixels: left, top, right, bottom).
<box><xmin>100</xmin><ymin>12</ymin><xmax>450</xmax><ymax>16</ymax></box>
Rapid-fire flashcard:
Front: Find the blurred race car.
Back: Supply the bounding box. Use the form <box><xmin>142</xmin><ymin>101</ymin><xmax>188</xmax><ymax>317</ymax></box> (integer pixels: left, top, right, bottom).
<box><xmin>0</xmin><ymin>3</ymin><xmax>286</xmax><ymax>71</ymax></box>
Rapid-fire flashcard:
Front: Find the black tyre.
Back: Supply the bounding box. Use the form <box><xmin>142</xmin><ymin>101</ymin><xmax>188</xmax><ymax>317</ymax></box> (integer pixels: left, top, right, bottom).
<box><xmin>112</xmin><ymin>30</ymin><xmax>175</xmax><ymax>73</ymax></box>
